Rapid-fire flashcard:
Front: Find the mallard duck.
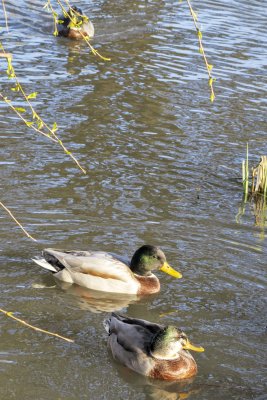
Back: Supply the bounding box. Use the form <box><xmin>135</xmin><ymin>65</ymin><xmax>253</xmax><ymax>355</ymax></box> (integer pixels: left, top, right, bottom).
<box><xmin>104</xmin><ymin>313</ymin><xmax>204</xmax><ymax>381</ymax></box>
<box><xmin>32</xmin><ymin>245</ymin><xmax>182</xmax><ymax>295</ymax></box>
<box><xmin>57</xmin><ymin>6</ymin><xmax>94</xmax><ymax>39</ymax></box>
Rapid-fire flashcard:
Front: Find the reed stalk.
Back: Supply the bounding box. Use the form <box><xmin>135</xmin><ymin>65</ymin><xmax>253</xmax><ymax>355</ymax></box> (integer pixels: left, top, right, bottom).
<box><xmin>243</xmin><ymin>142</ymin><xmax>249</xmax><ymax>200</ymax></box>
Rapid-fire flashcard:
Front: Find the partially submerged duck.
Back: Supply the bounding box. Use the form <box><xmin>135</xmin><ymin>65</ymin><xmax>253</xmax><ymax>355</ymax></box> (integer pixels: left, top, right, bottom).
<box><xmin>104</xmin><ymin>313</ymin><xmax>204</xmax><ymax>380</ymax></box>
<box><xmin>57</xmin><ymin>6</ymin><xmax>94</xmax><ymax>39</ymax></box>
<box><xmin>32</xmin><ymin>245</ymin><xmax>182</xmax><ymax>295</ymax></box>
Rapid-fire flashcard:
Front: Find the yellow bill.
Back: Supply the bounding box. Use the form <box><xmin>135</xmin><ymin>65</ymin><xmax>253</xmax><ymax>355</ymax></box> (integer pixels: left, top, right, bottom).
<box><xmin>183</xmin><ymin>339</ymin><xmax>204</xmax><ymax>352</ymax></box>
<box><xmin>160</xmin><ymin>262</ymin><xmax>182</xmax><ymax>279</ymax></box>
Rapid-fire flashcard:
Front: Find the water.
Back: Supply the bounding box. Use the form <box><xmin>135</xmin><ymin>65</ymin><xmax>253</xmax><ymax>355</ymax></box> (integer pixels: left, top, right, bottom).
<box><xmin>0</xmin><ymin>1</ymin><xmax>266</xmax><ymax>399</ymax></box>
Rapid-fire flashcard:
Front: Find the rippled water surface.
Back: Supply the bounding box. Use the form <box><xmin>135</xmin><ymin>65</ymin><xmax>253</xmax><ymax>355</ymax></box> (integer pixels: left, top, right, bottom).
<box><xmin>0</xmin><ymin>1</ymin><xmax>266</xmax><ymax>399</ymax></box>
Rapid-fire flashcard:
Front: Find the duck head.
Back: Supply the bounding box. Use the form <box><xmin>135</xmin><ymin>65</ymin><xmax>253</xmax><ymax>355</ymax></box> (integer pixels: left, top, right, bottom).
<box><xmin>130</xmin><ymin>245</ymin><xmax>182</xmax><ymax>278</ymax></box>
<box><xmin>58</xmin><ymin>6</ymin><xmax>94</xmax><ymax>39</ymax></box>
<box><xmin>150</xmin><ymin>326</ymin><xmax>204</xmax><ymax>360</ymax></box>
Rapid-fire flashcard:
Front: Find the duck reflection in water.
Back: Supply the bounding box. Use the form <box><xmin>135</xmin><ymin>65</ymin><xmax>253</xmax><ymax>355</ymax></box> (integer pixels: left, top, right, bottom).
<box><xmin>56</xmin><ymin>281</ymin><xmax>140</xmax><ymax>313</ymax></box>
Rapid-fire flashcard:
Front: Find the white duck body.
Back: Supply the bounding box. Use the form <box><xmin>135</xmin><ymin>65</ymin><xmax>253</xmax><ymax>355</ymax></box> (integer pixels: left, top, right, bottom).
<box><xmin>33</xmin><ymin>249</ymin><xmax>142</xmax><ymax>294</ymax></box>
<box><xmin>33</xmin><ymin>245</ymin><xmax>181</xmax><ymax>295</ymax></box>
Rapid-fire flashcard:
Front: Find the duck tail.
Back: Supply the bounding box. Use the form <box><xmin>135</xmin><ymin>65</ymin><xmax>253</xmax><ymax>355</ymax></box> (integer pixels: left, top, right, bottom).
<box><xmin>42</xmin><ymin>249</ymin><xmax>66</xmax><ymax>272</ymax></box>
<box><xmin>32</xmin><ymin>257</ymin><xmax>57</xmax><ymax>273</ymax></box>
<box><xmin>32</xmin><ymin>248</ymin><xmax>67</xmax><ymax>273</ymax></box>
<box><xmin>103</xmin><ymin>313</ymin><xmax>125</xmax><ymax>334</ymax></box>
<box><xmin>103</xmin><ymin>317</ymin><xmax>111</xmax><ymax>334</ymax></box>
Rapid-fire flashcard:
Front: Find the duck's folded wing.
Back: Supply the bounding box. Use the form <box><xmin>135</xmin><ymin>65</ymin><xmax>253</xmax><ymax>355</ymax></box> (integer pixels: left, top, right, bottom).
<box><xmin>109</xmin><ymin>314</ymin><xmax>162</xmax><ymax>351</ymax></box>
<box><xmin>111</xmin><ymin>313</ymin><xmax>163</xmax><ymax>335</ymax></box>
<box><xmin>108</xmin><ymin>315</ymin><xmax>157</xmax><ymax>374</ymax></box>
<box><xmin>44</xmin><ymin>249</ymin><xmax>134</xmax><ymax>283</ymax></box>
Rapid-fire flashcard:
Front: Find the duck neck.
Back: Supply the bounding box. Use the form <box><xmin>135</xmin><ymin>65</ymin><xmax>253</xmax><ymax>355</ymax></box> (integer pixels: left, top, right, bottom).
<box><xmin>131</xmin><ymin>265</ymin><xmax>152</xmax><ymax>276</ymax></box>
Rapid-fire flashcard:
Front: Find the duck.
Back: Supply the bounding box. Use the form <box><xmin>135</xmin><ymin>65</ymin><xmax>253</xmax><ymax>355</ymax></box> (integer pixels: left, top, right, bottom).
<box><xmin>32</xmin><ymin>245</ymin><xmax>182</xmax><ymax>295</ymax></box>
<box><xmin>104</xmin><ymin>313</ymin><xmax>204</xmax><ymax>381</ymax></box>
<box><xmin>57</xmin><ymin>6</ymin><xmax>94</xmax><ymax>39</ymax></box>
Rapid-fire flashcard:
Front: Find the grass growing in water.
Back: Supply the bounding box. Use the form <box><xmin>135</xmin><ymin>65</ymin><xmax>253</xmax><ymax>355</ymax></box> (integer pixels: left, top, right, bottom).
<box><xmin>242</xmin><ymin>143</ymin><xmax>249</xmax><ymax>201</ymax></box>
<box><xmin>237</xmin><ymin>146</ymin><xmax>267</xmax><ymax>234</ymax></box>
<box><xmin>252</xmin><ymin>156</ymin><xmax>267</xmax><ymax>200</ymax></box>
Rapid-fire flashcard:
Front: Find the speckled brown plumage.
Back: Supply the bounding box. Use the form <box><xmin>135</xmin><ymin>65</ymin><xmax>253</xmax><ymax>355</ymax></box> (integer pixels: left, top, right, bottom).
<box><xmin>150</xmin><ymin>355</ymin><xmax>197</xmax><ymax>380</ymax></box>
<box><xmin>135</xmin><ymin>274</ymin><xmax>160</xmax><ymax>295</ymax></box>
<box><xmin>67</xmin><ymin>29</ymin><xmax>88</xmax><ymax>39</ymax></box>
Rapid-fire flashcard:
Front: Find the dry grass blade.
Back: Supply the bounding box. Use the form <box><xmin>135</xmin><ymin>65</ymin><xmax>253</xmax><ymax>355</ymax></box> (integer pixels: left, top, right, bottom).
<box><xmin>0</xmin><ymin>201</ymin><xmax>37</xmax><ymax>242</ymax></box>
<box><xmin>1</xmin><ymin>0</ymin><xmax>9</xmax><ymax>31</ymax></box>
<box><xmin>0</xmin><ymin>308</ymin><xmax>74</xmax><ymax>343</ymax></box>
<box><xmin>252</xmin><ymin>156</ymin><xmax>267</xmax><ymax>195</ymax></box>
<box><xmin>185</xmin><ymin>0</ymin><xmax>215</xmax><ymax>102</ymax></box>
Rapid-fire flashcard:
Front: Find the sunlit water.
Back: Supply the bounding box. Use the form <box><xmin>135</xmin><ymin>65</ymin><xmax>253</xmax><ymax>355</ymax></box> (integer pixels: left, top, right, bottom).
<box><xmin>0</xmin><ymin>1</ymin><xmax>266</xmax><ymax>399</ymax></box>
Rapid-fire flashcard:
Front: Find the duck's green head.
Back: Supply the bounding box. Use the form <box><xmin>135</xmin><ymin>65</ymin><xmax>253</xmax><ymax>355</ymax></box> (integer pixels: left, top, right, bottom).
<box><xmin>130</xmin><ymin>245</ymin><xmax>182</xmax><ymax>278</ymax></box>
<box><xmin>150</xmin><ymin>326</ymin><xmax>204</xmax><ymax>359</ymax></box>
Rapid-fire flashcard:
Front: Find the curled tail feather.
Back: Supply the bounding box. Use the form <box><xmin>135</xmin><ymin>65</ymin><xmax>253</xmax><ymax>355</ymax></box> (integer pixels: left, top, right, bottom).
<box><xmin>32</xmin><ymin>258</ymin><xmax>57</xmax><ymax>273</ymax></box>
<box><xmin>103</xmin><ymin>317</ymin><xmax>111</xmax><ymax>334</ymax></box>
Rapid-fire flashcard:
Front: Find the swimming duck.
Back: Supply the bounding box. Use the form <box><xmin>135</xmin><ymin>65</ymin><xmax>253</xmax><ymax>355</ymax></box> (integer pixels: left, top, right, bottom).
<box><xmin>32</xmin><ymin>245</ymin><xmax>182</xmax><ymax>295</ymax></box>
<box><xmin>57</xmin><ymin>6</ymin><xmax>94</xmax><ymax>39</ymax></box>
<box><xmin>104</xmin><ymin>313</ymin><xmax>204</xmax><ymax>381</ymax></box>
